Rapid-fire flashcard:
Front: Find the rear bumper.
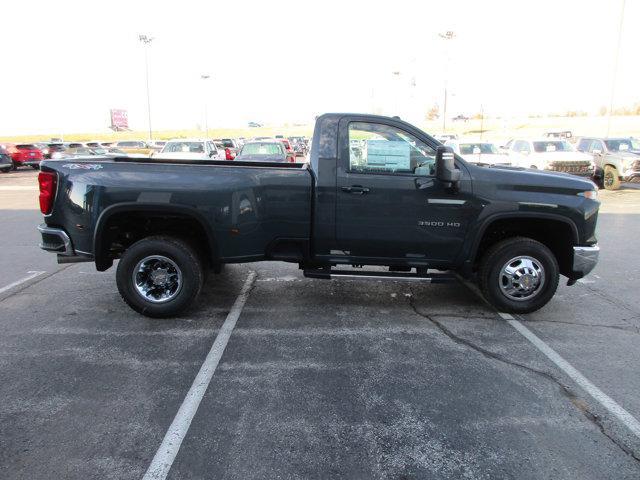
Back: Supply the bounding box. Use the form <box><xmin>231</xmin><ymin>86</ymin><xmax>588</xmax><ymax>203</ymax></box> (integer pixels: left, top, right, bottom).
<box><xmin>571</xmin><ymin>245</ymin><xmax>599</xmax><ymax>279</ymax></box>
<box><xmin>38</xmin><ymin>224</ymin><xmax>74</xmax><ymax>255</ymax></box>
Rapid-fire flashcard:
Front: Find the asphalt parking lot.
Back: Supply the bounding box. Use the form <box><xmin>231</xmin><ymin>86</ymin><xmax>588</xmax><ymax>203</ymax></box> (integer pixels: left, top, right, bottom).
<box><xmin>1</xmin><ymin>169</ymin><xmax>640</xmax><ymax>479</ymax></box>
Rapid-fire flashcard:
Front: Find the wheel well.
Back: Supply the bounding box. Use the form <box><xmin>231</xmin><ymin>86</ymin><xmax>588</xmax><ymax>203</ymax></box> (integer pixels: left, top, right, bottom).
<box><xmin>96</xmin><ymin>211</ymin><xmax>214</xmax><ymax>271</ymax></box>
<box><xmin>474</xmin><ymin>218</ymin><xmax>575</xmax><ymax>276</ymax></box>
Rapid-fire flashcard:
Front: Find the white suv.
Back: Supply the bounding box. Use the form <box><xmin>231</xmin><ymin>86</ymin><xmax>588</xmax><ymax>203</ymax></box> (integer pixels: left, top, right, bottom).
<box><xmin>153</xmin><ymin>139</ymin><xmax>226</xmax><ymax>161</ymax></box>
<box><xmin>504</xmin><ymin>138</ymin><xmax>595</xmax><ymax>178</ymax></box>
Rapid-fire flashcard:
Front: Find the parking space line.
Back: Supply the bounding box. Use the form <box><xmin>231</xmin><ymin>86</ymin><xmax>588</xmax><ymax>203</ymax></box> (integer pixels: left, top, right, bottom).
<box><xmin>142</xmin><ymin>271</ymin><xmax>257</xmax><ymax>480</ymax></box>
<box><xmin>0</xmin><ymin>271</ymin><xmax>45</xmax><ymax>295</ymax></box>
<box><xmin>500</xmin><ymin>311</ymin><xmax>640</xmax><ymax>439</ymax></box>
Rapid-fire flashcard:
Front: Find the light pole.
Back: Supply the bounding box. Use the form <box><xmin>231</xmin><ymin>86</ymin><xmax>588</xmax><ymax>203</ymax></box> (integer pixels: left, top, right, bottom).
<box><xmin>200</xmin><ymin>74</ymin><xmax>211</xmax><ymax>139</ymax></box>
<box><xmin>139</xmin><ymin>34</ymin><xmax>154</xmax><ymax>142</ymax></box>
<box><xmin>439</xmin><ymin>30</ymin><xmax>456</xmax><ymax>133</ymax></box>
<box><xmin>607</xmin><ymin>0</ymin><xmax>626</xmax><ymax>136</ymax></box>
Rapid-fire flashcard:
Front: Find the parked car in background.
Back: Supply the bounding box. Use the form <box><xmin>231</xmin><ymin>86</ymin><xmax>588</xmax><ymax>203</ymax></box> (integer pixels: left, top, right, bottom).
<box><xmin>153</xmin><ymin>139</ymin><xmax>226</xmax><ymax>161</ymax></box>
<box><xmin>276</xmin><ymin>138</ymin><xmax>296</xmax><ymax>162</ymax></box>
<box><xmin>452</xmin><ymin>114</ymin><xmax>470</xmax><ymax>122</ymax></box>
<box><xmin>51</xmin><ymin>147</ymin><xmax>123</xmax><ymax>159</ymax></box>
<box><xmin>85</xmin><ymin>141</ymin><xmax>103</xmax><ymax>148</ymax></box>
<box><xmin>504</xmin><ymin>138</ymin><xmax>595</xmax><ymax>179</ymax></box>
<box><xmin>235</xmin><ymin>140</ymin><xmax>290</xmax><ymax>162</ymax></box>
<box><xmin>289</xmin><ymin>136</ymin><xmax>309</xmax><ymax>156</ymax></box>
<box><xmin>115</xmin><ymin>140</ymin><xmax>153</xmax><ymax>155</ymax></box>
<box><xmin>148</xmin><ymin>140</ymin><xmax>167</xmax><ymax>151</ymax></box>
<box><xmin>4</xmin><ymin>143</ymin><xmax>44</xmax><ymax>169</ymax></box>
<box><xmin>33</xmin><ymin>143</ymin><xmax>51</xmax><ymax>160</ymax></box>
<box><xmin>445</xmin><ymin>140</ymin><xmax>511</xmax><ymax>167</ymax></box>
<box><xmin>576</xmin><ymin>137</ymin><xmax>640</xmax><ymax>190</ymax></box>
<box><xmin>46</xmin><ymin>143</ymin><xmax>67</xmax><ymax>158</ymax></box>
<box><xmin>219</xmin><ymin>139</ymin><xmax>241</xmax><ymax>157</ymax></box>
<box><xmin>248</xmin><ymin>121</ymin><xmax>263</xmax><ymax>127</ymax></box>
<box><xmin>0</xmin><ymin>145</ymin><xmax>12</xmax><ymax>173</ymax></box>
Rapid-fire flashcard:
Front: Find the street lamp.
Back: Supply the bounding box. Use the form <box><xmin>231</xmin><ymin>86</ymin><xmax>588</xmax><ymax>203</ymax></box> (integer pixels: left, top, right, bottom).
<box><xmin>138</xmin><ymin>34</ymin><xmax>154</xmax><ymax>142</ymax></box>
<box><xmin>200</xmin><ymin>74</ymin><xmax>211</xmax><ymax>139</ymax></box>
<box><xmin>439</xmin><ymin>30</ymin><xmax>456</xmax><ymax>133</ymax></box>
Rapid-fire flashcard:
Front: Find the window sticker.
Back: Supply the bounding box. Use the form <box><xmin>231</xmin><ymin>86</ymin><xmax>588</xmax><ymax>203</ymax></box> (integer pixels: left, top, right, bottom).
<box><xmin>365</xmin><ymin>140</ymin><xmax>411</xmax><ymax>170</ymax></box>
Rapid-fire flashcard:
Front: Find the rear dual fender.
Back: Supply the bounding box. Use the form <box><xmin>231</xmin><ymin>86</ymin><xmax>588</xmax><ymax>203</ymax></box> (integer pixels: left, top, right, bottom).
<box><xmin>93</xmin><ymin>203</ymin><xmax>219</xmax><ymax>271</ymax></box>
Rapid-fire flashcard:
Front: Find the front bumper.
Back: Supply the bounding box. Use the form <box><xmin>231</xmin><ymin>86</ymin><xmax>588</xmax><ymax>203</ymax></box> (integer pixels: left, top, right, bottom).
<box><xmin>622</xmin><ymin>170</ymin><xmax>640</xmax><ymax>183</ymax></box>
<box><xmin>572</xmin><ymin>245</ymin><xmax>599</xmax><ymax>279</ymax></box>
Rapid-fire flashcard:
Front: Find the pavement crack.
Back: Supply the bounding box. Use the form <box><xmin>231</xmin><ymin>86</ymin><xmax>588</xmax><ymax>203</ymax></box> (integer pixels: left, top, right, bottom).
<box><xmin>406</xmin><ymin>291</ymin><xmax>640</xmax><ymax>464</ymax></box>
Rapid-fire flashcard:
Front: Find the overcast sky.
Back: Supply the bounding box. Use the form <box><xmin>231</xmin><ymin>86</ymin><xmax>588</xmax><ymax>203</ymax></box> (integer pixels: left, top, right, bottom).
<box><xmin>1</xmin><ymin>0</ymin><xmax>638</xmax><ymax>134</ymax></box>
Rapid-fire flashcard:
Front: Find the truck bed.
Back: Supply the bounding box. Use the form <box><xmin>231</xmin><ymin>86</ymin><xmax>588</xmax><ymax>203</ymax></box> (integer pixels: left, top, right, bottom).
<box><xmin>42</xmin><ymin>157</ymin><xmax>313</xmax><ymax>262</ymax></box>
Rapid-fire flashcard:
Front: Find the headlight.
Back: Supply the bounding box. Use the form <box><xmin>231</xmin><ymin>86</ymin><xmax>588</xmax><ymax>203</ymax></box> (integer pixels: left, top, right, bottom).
<box><xmin>578</xmin><ymin>190</ymin><xmax>598</xmax><ymax>200</ymax></box>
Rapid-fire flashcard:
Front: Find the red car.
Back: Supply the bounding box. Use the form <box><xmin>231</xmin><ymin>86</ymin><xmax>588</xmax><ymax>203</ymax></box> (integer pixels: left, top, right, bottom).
<box><xmin>276</xmin><ymin>139</ymin><xmax>296</xmax><ymax>163</ymax></box>
<box><xmin>1</xmin><ymin>143</ymin><xmax>43</xmax><ymax>169</ymax></box>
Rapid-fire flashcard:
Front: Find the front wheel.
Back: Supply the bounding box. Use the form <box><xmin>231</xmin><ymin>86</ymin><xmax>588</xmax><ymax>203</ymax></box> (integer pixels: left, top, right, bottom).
<box><xmin>603</xmin><ymin>165</ymin><xmax>620</xmax><ymax>190</ymax></box>
<box><xmin>478</xmin><ymin>237</ymin><xmax>559</xmax><ymax>314</ymax></box>
<box><xmin>116</xmin><ymin>236</ymin><xmax>204</xmax><ymax>318</ymax></box>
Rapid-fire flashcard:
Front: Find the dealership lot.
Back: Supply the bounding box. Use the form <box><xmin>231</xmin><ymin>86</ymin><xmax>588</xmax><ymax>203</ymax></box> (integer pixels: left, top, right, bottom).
<box><xmin>1</xmin><ymin>170</ymin><xmax>640</xmax><ymax>479</ymax></box>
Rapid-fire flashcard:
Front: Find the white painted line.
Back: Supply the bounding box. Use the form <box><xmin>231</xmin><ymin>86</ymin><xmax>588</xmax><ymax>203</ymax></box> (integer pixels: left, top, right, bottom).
<box><xmin>0</xmin><ymin>271</ymin><xmax>46</xmax><ymax>295</ymax></box>
<box><xmin>505</xmin><ymin>315</ymin><xmax>640</xmax><ymax>439</ymax></box>
<box><xmin>142</xmin><ymin>271</ymin><xmax>257</xmax><ymax>480</ymax></box>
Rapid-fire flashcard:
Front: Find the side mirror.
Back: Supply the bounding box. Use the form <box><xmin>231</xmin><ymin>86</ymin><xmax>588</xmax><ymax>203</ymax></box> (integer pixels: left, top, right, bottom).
<box><xmin>435</xmin><ymin>146</ymin><xmax>461</xmax><ymax>187</ymax></box>
<box><xmin>209</xmin><ymin>150</ymin><xmax>216</xmax><ymax>158</ymax></box>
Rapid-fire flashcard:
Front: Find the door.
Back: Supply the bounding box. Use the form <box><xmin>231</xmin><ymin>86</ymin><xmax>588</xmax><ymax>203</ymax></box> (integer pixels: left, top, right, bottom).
<box><xmin>334</xmin><ymin>118</ymin><xmax>472</xmax><ymax>263</ymax></box>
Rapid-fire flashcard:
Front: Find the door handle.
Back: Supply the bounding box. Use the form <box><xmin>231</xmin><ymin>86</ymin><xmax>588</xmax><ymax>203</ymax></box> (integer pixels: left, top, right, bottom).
<box><xmin>342</xmin><ymin>185</ymin><xmax>370</xmax><ymax>195</ymax></box>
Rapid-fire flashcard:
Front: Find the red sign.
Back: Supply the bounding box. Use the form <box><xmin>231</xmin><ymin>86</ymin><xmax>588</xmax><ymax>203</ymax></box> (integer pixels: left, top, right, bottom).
<box><xmin>110</xmin><ymin>109</ymin><xmax>129</xmax><ymax>131</ymax></box>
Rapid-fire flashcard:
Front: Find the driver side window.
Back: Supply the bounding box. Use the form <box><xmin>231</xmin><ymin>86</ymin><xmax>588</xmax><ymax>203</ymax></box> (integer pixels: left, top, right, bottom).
<box><xmin>348</xmin><ymin>122</ymin><xmax>436</xmax><ymax>175</ymax></box>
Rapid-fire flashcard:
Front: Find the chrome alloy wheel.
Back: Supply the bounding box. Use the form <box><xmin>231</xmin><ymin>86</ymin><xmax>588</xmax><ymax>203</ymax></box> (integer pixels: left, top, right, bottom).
<box><xmin>499</xmin><ymin>255</ymin><xmax>545</xmax><ymax>301</ymax></box>
<box><xmin>132</xmin><ymin>255</ymin><xmax>183</xmax><ymax>303</ymax></box>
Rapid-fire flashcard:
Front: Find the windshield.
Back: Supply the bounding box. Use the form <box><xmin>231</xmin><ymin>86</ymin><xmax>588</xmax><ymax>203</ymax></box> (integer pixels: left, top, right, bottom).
<box><xmin>604</xmin><ymin>139</ymin><xmax>640</xmax><ymax>152</ymax></box>
<box><xmin>460</xmin><ymin>143</ymin><xmax>498</xmax><ymax>155</ymax></box>
<box><xmin>241</xmin><ymin>143</ymin><xmax>283</xmax><ymax>155</ymax></box>
<box><xmin>533</xmin><ymin>141</ymin><xmax>574</xmax><ymax>153</ymax></box>
<box><xmin>221</xmin><ymin>140</ymin><xmax>234</xmax><ymax>147</ymax></box>
<box><xmin>16</xmin><ymin>144</ymin><xmax>36</xmax><ymax>150</ymax></box>
<box><xmin>162</xmin><ymin>142</ymin><xmax>204</xmax><ymax>153</ymax></box>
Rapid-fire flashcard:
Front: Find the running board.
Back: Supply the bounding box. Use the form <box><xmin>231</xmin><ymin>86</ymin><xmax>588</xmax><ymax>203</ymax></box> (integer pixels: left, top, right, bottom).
<box><xmin>303</xmin><ymin>269</ymin><xmax>456</xmax><ymax>283</ymax></box>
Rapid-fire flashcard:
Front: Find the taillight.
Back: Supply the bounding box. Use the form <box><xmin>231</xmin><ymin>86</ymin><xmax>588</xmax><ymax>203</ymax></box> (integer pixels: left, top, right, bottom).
<box><xmin>38</xmin><ymin>171</ymin><xmax>57</xmax><ymax>214</ymax></box>
<box><xmin>225</xmin><ymin>148</ymin><xmax>235</xmax><ymax>160</ymax></box>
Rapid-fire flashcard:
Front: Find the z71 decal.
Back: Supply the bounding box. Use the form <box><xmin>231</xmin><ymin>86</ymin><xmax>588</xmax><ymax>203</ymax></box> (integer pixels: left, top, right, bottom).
<box><xmin>62</xmin><ymin>163</ymin><xmax>103</xmax><ymax>170</ymax></box>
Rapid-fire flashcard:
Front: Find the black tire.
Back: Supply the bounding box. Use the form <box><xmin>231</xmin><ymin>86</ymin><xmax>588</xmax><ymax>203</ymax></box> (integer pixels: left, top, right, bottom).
<box><xmin>116</xmin><ymin>235</ymin><xmax>204</xmax><ymax>318</ymax></box>
<box><xmin>478</xmin><ymin>237</ymin><xmax>559</xmax><ymax>314</ymax></box>
<box><xmin>0</xmin><ymin>168</ymin><xmax>10</xmax><ymax>174</ymax></box>
<box><xmin>603</xmin><ymin>165</ymin><xmax>620</xmax><ymax>191</ymax></box>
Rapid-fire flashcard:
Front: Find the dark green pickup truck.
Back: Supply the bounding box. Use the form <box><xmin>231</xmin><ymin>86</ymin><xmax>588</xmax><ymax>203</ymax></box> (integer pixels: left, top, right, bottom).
<box><xmin>37</xmin><ymin>113</ymin><xmax>600</xmax><ymax>317</ymax></box>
